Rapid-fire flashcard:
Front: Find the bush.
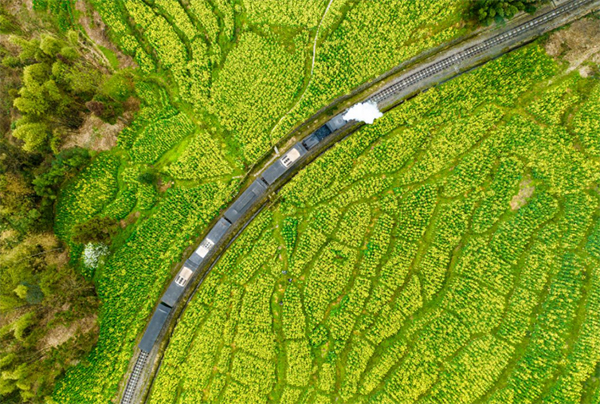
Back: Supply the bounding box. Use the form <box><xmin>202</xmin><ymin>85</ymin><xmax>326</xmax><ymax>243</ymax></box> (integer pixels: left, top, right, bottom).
<box><xmin>471</xmin><ymin>0</ymin><xmax>548</xmax><ymax>25</ymax></box>
<box><xmin>71</xmin><ymin>216</ymin><xmax>119</xmax><ymax>245</ymax></box>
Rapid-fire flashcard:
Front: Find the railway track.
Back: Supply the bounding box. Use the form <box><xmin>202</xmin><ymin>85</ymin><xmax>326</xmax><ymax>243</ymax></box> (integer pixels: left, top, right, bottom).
<box><xmin>119</xmin><ymin>0</ymin><xmax>600</xmax><ymax>402</ymax></box>
<box><xmin>121</xmin><ymin>351</ymin><xmax>149</xmax><ymax>404</ymax></box>
<box><xmin>369</xmin><ymin>0</ymin><xmax>594</xmax><ymax>104</ymax></box>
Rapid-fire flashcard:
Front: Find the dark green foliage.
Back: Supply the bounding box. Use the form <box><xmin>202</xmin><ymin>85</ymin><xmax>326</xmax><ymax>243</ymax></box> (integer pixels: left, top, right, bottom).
<box><xmin>71</xmin><ymin>216</ymin><xmax>119</xmax><ymax>245</ymax></box>
<box><xmin>0</xmin><ymin>234</ymin><xmax>99</xmax><ymax>403</ymax></box>
<box><xmin>138</xmin><ymin>170</ymin><xmax>157</xmax><ymax>185</ymax></box>
<box><xmin>32</xmin><ymin>148</ymin><xmax>91</xmax><ymax>226</ymax></box>
<box><xmin>471</xmin><ymin>0</ymin><xmax>549</xmax><ymax>25</ymax></box>
<box><xmin>4</xmin><ymin>31</ymin><xmax>133</xmax><ymax>152</ymax></box>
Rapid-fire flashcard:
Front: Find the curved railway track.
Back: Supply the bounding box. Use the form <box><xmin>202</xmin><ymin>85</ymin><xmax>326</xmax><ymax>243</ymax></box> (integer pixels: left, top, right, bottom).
<box><xmin>120</xmin><ymin>0</ymin><xmax>600</xmax><ymax>402</ymax></box>
<box><xmin>369</xmin><ymin>0</ymin><xmax>593</xmax><ymax>105</ymax></box>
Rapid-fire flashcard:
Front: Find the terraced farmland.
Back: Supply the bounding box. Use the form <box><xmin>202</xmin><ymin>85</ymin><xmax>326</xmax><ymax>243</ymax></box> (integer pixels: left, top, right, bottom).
<box><xmin>50</xmin><ymin>1</ymin><xmax>479</xmax><ymax>403</ymax></box>
<box><xmin>148</xmin><ymin>43</ymin><xmax>600</xmax><ymax>403</ymax></box>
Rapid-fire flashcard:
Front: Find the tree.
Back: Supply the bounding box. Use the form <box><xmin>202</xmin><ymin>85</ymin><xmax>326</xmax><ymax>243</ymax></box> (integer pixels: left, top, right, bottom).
<box><xmin>0</xmin><ymin>234</ymin><xmax>99</xmax><ymax>403</ymax></box>
<box><xmin>471</xmin><ymin>0</ymin><xmax>548</xmax><ymax>25</ymax></box>
<box><xmin>71</xmin><ymin>216</ymin><xmax>119</xmax><ymax>245</ymax></box>
<box><xmin>11</xmin><ymin>122</ymin><xmax>49</xmax><ymax>152</ymax></box>
<box><xmin>39</xmin><ymin>34</ymin><xmax>63</xmax><ymax>57</ymax></box>
<box><xmin>6</xmin><ymin>31</ymin><xmax>133</xmax><ymax>153</ymax></box>
<box><xmin>138</xmin><ymin>170</ymin><xmax>157</xmax><ymax>185</ymax></box>
<box><xmin>0</xmin><ymin>9</ymin><xmax>106</xmax><ymax>404</ymax></box>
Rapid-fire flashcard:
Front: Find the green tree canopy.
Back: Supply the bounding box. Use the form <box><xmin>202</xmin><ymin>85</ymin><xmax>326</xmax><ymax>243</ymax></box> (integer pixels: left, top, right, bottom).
<box><xmin>471</xmin><ymin>0</ymin><xmax>548</xmax><ymax>25</ymax></box>
<box><xmin>71</xmin><ymin>216</ymin><xmax>119</xmax><ymax>245</ymax></box>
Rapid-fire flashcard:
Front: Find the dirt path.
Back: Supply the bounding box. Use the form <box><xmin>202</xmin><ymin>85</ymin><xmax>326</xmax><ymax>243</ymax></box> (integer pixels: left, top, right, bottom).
<box><xmin>545</xmin><ymin>18</ymin><xmax>600</xmax><ymax>74</ymax></box>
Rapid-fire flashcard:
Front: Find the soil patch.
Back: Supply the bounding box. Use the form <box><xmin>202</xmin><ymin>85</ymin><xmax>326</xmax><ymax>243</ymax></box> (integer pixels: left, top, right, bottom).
<box><xmin>61</xmin><ymin>114</ymin><xmax>123</xmax><ymax>151</ymax></box>
<box><xmin>38</xmin><ymin>314</ymin><xmax>98</xmax><ymax>351</ymax></box>
<box><xmin>510</xmin><ymin>178</ymin><xmax>535</xmax><ymax>210</ymax></box>
<box><xmin>545</xmin><ymin>18</ymin><xmax>600</xmax><ymax>73</ymax></box>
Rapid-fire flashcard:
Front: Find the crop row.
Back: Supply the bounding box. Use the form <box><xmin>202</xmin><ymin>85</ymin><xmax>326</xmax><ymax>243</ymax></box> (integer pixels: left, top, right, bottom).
<box><xmin>163</xmin><ymin>131</ymin><xmax>235</xmax><ymax>181</ymax></box>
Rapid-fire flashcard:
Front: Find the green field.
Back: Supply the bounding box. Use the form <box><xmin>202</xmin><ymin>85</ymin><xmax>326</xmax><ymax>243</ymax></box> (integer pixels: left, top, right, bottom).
<box><xmin>48</xmin><ymin>1</ymin><xmax>480</xmax><ymax>403</ymax></box>
<box><xmin>148</xmin><ymin>43</ymin><xmax>600</xmax><ymax>403</ymax></box>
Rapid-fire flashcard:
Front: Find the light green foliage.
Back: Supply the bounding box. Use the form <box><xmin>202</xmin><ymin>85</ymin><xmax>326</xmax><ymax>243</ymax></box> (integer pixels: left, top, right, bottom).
<box><xmin>282</xmin><ymin>285</ymin><xmax>308</xmax><ymax>340</ymax></box>
<box><xmin>285</xmin><ymin>340</ymin><xmax>313</xmax><ymax>387</ymax></box>
<box><xmin>527</xmin><ymin>75</ymin><xmax>581</xmax><ymax>125</ymax></box>
<box><xmin>154</xmin><ymin>0</ymin><xmax>197</xmax><ymax>41</ymax></box>
<box><xmin>209</xmin><ymin>32</ymin><xmax>305</xmax><ymax>162</ymax></box>
<box><xmin>128</xmin><ymin>112</ymin><xmax>195</xmax><ymax>164</ymax></box>
<box><xmin>122</xmin><ymin>0</ymin><xmax>209</xmax><ymax>107</ymax></box>
<box><xmin>11</xmin><ymin>121</ymin><xmax>49</xmax><ymax>152</ymax></box>
<box><xmin>148</xmin><ymin>43</ymin><xmax>600</xmax><ymax>404</ymax></box>
<box><xmin>572</xmin><ymin>82</ymin><xmax>600</xmax><ymax>157</ymax></box>
<box><xmin>188</xmin><ymin>0</ymin><xmax>220</xmax><ymax>43</ymax></box>
<box><xmin>471</xmin><ymin>156</ymin><xmax>523</xmax><ymax>233</ymax></box>
<box><xmin>243</xmin><ymin>0</ymin><xmax>327</xmax><ymax>28</ymax></box>
<box><xmin>164</xmin><ymin>131</ymin><xmax>234</xmax><ymax>180</ymax></box>
<box><xmin>425</xmin><ymin>335</ymin><xmax>514</xmax><ymax>403</ymax></box>
<box><xmin>102</xmin><ymin>185</ymin><xmax>137</xmax><ymax>220</ymax></box>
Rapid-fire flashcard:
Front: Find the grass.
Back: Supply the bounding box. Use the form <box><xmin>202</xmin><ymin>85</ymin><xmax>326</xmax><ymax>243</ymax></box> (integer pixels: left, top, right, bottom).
<box><xmin>97</xmin><ymin>45</ymin><xmax>119</xmax><ymax>69</ymax></box>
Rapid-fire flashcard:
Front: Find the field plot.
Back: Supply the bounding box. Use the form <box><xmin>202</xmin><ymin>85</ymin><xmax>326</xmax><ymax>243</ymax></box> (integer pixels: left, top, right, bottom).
<box><xmin>86</xmin><ymin>0</ymin><xmax>470</xmax><ymax>163</ymax></box>
<box><xmin>51</xmin><ymin>1</ymin><xmax>476</xmax><ymax>403</ymax></box>
<box><xmin>149</xmin><ymin>43</ymin><xmax>600</xmax><ymax>404</ymax></box>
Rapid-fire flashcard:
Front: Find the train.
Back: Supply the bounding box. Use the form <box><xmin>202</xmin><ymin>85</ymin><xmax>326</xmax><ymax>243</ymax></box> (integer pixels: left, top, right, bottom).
<box><xmin>138</xmin><ymin>113</ymin><xmax>348</xmax><ymax>353</ymax></box>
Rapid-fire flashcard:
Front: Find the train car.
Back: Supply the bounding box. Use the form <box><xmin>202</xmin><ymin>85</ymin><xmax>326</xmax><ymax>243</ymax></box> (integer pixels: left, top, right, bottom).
<box><xmin>195</xmin><ymin>218</ymin><xmax>231</xmax><ymax>259</ymax></box>
<box><xmin>262</xmin><ymin>143</ymin><xmax>308</xmax><ymax>185</ymax></box>
<box><xmin>162</xmin><ymin>218</ymin><xmax>231</xmax><ymax>307</ymax></box>
<box><xmin>302</xmin><ymin>114</ymin><xmax>347</xmax><ymax>151</ymax></box>
<box><xmin>162</xmin><ymin>263</ymin><xmax>194</xmax><ymax>307</ymax></box>
<box><xmin>139</xmin><ymin>302</ymin><xmax>171</xmax><ymax>353</ymax></box>
<box><xmin>325</xmin><ymin>113</ymin><xmax>347</xmax><ymax>132</ymax></box>
<box><xmin>304</xmin><ymin>124</ymin><xmax>332</xmax><ymax>148</ymax></box>
<box><xmin>183</xmin><ymin>258</ymin><xmax>199</xmax><ymax>271</ymax></box>
<box><xmin>224</xmin><ymin>180</ymin><xmax>268</xmax><ymax>222</ymax></box>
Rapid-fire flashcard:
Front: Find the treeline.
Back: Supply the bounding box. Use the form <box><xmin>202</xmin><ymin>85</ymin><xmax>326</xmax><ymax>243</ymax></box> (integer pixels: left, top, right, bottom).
<box><xmin>5</xmin><ymin>30</ymin><xmax>134</xmax><ymax>153</ymax></box>
<box><xmin>0</xmin><ymin>1</ymin><xmax>134</xmax><ymax>403</ymax></box>
<box><xmin>471</xmin><ymin>0</ymin><xmax>550</xmax><ymax>25</ymax></box>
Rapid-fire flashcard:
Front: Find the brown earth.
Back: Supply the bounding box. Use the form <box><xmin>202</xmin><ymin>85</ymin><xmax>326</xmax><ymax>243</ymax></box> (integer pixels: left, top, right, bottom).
<box><xmin>157</xmin><ymin>178</ymin><xmax>173</xmax><ymax>193</ymax></box>
<box><xmin>38</xmin><ymin>314</ymin><xmax>98</xmax><ymax>351</ymax></box>
<box><xmin>545</xmin><ymin>18</ymin><xmax>600</xmax><ymax>75</ymax></box>
<box><xmin>61</xmin><ymin>114</ymin><xmax>121</xmax><ymax>151</ymax></box>
<box><xmin>510</xmin><ymin>178</ymin><xmax>535</xmax><ymax>210</ymax></box>
<box><xmin>62</xmin><ymin>97</ymin><xmax>138</xmax><ymax>151</ymax></box>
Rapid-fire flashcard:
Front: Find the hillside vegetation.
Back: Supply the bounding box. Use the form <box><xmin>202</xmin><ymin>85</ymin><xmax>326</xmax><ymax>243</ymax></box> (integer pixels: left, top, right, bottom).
<box><xmin>0</xmin><ymin>2</ymin><xmax>121</xmax><ymax>402</ymax></box>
